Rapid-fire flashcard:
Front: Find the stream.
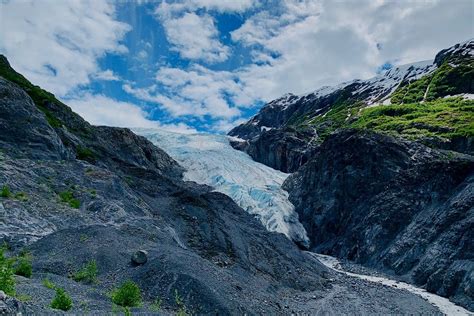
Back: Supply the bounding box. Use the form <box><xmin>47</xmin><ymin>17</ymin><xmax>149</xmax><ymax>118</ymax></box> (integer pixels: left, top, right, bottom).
<box><xmin>308</xmin><ymin>253</ymin><xmax>473</xmax><ymax>316</ymax></box>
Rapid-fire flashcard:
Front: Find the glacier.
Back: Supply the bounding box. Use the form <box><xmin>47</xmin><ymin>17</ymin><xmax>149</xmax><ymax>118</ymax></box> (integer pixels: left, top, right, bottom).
<box><xmin>134</xmin><ymin>128</ymin><xmax>310</xmax><ymax>248</ymax></box>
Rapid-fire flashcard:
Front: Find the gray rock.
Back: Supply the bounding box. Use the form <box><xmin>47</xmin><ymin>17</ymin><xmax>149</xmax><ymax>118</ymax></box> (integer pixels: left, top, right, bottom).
<box><xmin>131</xmin><ymin>250</ymin><xmax>148</xmax><ymax>265</ymax></box>
<box><xmin>283</xmin><ymin>130</ymin><xmax>474</xmax><ymax>310</ymax></box>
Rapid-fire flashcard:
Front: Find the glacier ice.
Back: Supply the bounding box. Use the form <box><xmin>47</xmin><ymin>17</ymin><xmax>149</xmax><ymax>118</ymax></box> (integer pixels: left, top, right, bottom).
<box><xmin>134</xmin><ymin>128</ymin><xmax>310</xmax><ymax>248</ymax></box>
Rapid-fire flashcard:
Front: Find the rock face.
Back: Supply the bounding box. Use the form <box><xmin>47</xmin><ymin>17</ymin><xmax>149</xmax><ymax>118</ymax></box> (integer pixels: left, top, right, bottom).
<box><xmin>229</xmin><ymin>40</ymin><xmax>474</xmax><ymax>172</ymax></box>
<box><xmin>0</xmin><ymin>56</ymin><xmax>442</xmax><ymax>314</ymax></box>
<box><xmin>283</xmin><ymin>130</ymin><xmax>474</xmax><ymax>309</ymax></box>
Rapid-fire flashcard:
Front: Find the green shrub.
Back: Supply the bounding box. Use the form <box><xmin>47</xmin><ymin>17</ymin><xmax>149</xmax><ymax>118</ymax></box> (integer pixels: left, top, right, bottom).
<box><xmin>111</xmin><ymin>280</ymin><xmax>142</xmax><ymax>307</ymax></box>
<box><xmin>51</xmin><ymin>287</ymin><xmax>73</xmax><ymax>311</ymax></box>
<box><xmin>0</xmin><ymin>248</ymin><xmax>15</xmax><ymax>295</ymax></box>
<box><xmin>59</xmin><ymin>190</ymin><xmax>81</xmax><ymax>209</ymax></box>
<box><xmin>14</xmin><ymin>254</ymin><xmax>32</xmax><ymax>278</ymax></box>
<box><xmin>1</xmin><ymin>185</ymin><xmax>11</xmax><ymax>198</ymax></box>
<box><xmin>76</xmin><ymin>146</ymin><xmax>95</xmax><ymax>161</ymax></box>
<box><xmin>73</xmin><ymin>260</ymin><xmax>97</xmax><ymax>284</ymax></box>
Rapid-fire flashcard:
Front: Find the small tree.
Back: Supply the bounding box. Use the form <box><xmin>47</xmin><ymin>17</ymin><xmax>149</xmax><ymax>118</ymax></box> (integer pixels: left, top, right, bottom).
<box><xmin>1</xmin><ymin>185</ymin><xmax>11</xmax><ymax>198</ymax></box>
<box><xmin>111</xmin><ymin>280</ymin><xmax>142</xmax><ymax>307</ymax></box>
<box><xmin>51</xmin><ymin>287</ymin><xmax>73</xmax><ymax>311</ymax></box>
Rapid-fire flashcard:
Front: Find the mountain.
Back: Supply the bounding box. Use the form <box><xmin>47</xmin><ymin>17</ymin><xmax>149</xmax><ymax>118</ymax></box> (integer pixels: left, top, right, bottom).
<box><xmin>229</xmin><ymin>40</ymin><xmax>473</xmax><ymax>172</ymax></box>
<box><xmin>229</xmin><ymin>40</ymin><xmax>474</xmax><ymax>310</ymax></box>
<box><xmin>0</xmin><ymin>56</ymin><xmax>442</xmax><ymax>314</ymax></box>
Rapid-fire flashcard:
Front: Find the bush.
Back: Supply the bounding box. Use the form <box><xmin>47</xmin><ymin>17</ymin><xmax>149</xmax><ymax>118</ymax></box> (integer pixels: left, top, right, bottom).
<box><xmin>14</xmin><ymin>254</ymin><xmax>32</xmax><ymax>278</ymax></box>
<box><xmin>76</xmin><ymin>146</ymin><xmax>95</xmax><ymax>161</ymax></box>
<box><xmin>73</xmin><ymin>260</ymin><xmax>97</xmax><ymax>284</ymax></box>
<box><xmin>1</xmin><ymin>185</ymin><xmax>11</xmax><ymax>198</ymax></box>
<box><xmin>50</xmin><ymin>287</ymin><xmax>73</xmax><ymax>311</ymax></box>
<box><xmin>0</xmin><ymin>248</ymin><xmax>15</xmax><ymax>295</ymax></box>
<box><xmin>111</xmin><ymin>280</ymin><xmax>142</xmax><ymax>307</ymax></box>
<box><xmin>59</xmin><ymin>190</ymin><xmax>80</xmax><ymax>209</ymax></box>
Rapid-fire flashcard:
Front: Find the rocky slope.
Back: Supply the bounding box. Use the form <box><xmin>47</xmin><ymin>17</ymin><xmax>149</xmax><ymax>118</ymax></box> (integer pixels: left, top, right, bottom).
<box><xmin>229</xmin><ymin>40</ymin><xmax>473</xmax><ymax>172</ymax></box>
<box><xmin>0</xmin><ymin>57</ymin><xmax>442</xmax><ymax>314</ymax></box>
<box><xmin>283</xmin><ymin>130</ymin><xmax>474</xmax><ymax>309</ymax></box>
<box><xmin>229</xmin><ymin>40</ymin><xmax>474</xmax><ymax>310</ymax></box>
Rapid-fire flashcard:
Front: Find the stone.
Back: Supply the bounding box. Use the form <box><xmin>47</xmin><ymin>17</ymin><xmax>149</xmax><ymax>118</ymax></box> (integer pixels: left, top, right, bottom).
<box><xmin>131</xmin><ymin>250</ymin><xmax>148</xmax><ymax>265</ymax></box>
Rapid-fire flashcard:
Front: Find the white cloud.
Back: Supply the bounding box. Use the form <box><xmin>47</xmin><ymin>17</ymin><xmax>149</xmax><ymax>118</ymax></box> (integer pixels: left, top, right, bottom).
<box><xmin>126</xmin><ymin>0</ymin><xmax>472</xmax><ymax>131</ymax></box>
<box><xmin>123</xmin><ymin>65</ymin><xmax>244</xmax><ymax>118</ymax></box>
<box><xmin>160</xmin><ymin>12</ymin><xmax>229</xmax><ymax>63</ymax></box>
<box><xmin>0</xmin><ymin>0</ymin><xmax>130</xmax><ymax>96</ymax></box>
<box><xmin>65</xmin><ymin>93</ymin><xmax>197</xmax><ymax>133</ymax></box>
<box><xmin>94</xmin><ymin>70</ymin><xmax>120</xmax><ymax>81</ymax></box>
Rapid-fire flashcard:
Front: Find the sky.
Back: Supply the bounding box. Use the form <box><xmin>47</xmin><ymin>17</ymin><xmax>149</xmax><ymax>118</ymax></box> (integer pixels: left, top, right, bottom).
<box><xmin>0</xmin><ymin>0</ymin><xmax>473</xmax><ymax>133</ymax></box>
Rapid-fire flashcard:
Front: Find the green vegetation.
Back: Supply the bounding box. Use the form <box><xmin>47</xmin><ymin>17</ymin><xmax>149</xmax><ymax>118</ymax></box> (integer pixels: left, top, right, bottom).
<box><xmin>76</xmin><ymin>146</ymin><xmax>95</xmax><ymax>161</ymax></box>
<box><xmin>391</xmin><ymin>59</ymin><xmax>474</xmax><ymax>104</ymax></box>
<box><xmin>50</xmin><ymin>287</ymin><xmax>73</xmax><ymax>311</ymax></box>
<box><xmin>59</xmin><ymin>190</ymin><xmax>81</xmax><ymax>209</ymax></box>
<box><xmin>1</xmin><ymin>185</ymin><xmax>11</xmax><ymax>198</ymax></box>
<box><xmin>175</xmin><ymin>289</ymin><xmax>188</xmax><ymax>316</ymax></box>
<box><xmin>15</xmin><ymin>294</ymin><xmax>32</xmax><ymax>302</ymax></box>
<box><xmin>351</xmin><ymin>98</ymin><xmax>474</xmax><ymax>140</ymax></box>
<box><xmin>0</xmin><ymin>55</ymin><xmax>63</xmax><ymax>127</ymax></box>
<box><xmin>391</xmin><ymin>74</ymin><xmax>432</xmax><ymax>104</ymax></box>
<box><xmin>0</xmin><ymin>247</ymin><xmax>15</xmax><ymax>295</ymax></box>
<box><xmin>305</xmin><ymin>100</ymin><xmax>364</xmax><ymax>141</ymax></box>
<box><xmin>14</xmin><ymin>192</ymin><xmax>28</xmax><ymax>201</ymax></box>
<box><xmin>73</xmin><ymin>260</ymin><xmax>97</xmax><ymax>284</ymax></box>
<box><xmin>14</xmin><ymin>253</ymin><xmax>32</xmax><ymax>278</ymax></box>
<box><xmin>150</xmin><ymin>297</ymin><xmax>162</xmax><ymax>312</ymax></box>
<box><xmin>42</xmin><ymin>278</ymin><xmax>56</xmax><ymax>289</ymax></box>
<box><xmin>111</xmin><ymin>280</ymin><xmax>142</xmax><ymax>308</ymax></box>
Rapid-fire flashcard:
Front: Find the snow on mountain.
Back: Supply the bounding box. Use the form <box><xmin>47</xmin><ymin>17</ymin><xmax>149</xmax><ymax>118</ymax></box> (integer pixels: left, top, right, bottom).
<box><xmin>134</xmin><ymin>128</ymin><xmax>310</xmax><ymax>248</ymax></box>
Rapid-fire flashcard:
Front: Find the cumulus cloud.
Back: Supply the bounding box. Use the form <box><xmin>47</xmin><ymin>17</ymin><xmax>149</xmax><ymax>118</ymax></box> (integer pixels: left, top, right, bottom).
<box><xmin>125</xmin><ymin>0</ymin><xmax>472</xmax><ymax>131</ymax></box>
<box><xmin>0</xmin><ymin>0</ymin><xmax>130</xmax><ymax>96</ymax></box>
<box><xmin>123</xmin><ymin>65</ymin><xmax>245</xmax><ymax>118</ymax></box>
<box><xmin>159</xmin><ymin>12</ymin><xmax>229</xmax><ymax>63</ymax></box>
<box><xmin>65</xmin><ymin>93</ymin><xmax>197</xmax><ymax>133</ymax></box>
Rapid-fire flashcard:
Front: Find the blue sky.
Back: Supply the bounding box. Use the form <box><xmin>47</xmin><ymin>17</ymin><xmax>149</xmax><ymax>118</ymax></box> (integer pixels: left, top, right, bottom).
<box><xmin>0</xmin><ymin>0</ymin><xmax>472</xmax><ymax>133</ymax></box>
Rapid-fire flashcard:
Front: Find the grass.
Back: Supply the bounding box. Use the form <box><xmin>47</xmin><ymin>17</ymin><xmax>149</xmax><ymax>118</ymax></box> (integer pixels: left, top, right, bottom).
<box><xmin>51</xmin><ymin>287</ymin><xmax>73</xmax><ymax>311</ymax></box>
<box><xmin>42</xmin><ymin>278</ymin><xmax>56</xmax><ymax>289</ymax></box>
<box><xmin>59</xmin><ymin>190</ymin><xmax>81</xmax><ymax>209</ymax></box>
<box><xmin>111</xmin><ymin>280</ymin><xmax>142</xmax><ymax>308</ymax></box>
<box><xmin>390</xmin><ymin>59</ymin><xmax>474</xmax><ymax>104</ymax></box>
<box><xmin>351</xmin><ymin>97</ymin><xmax>474</xmax><ymax>140</ymax></box>
<box><xmin>72</xmin><ymin>260</ymin><xmax>97</xmax><ymax>284</ymax></box>
<box><xmin>0</xmin><ymin>247</ymin><xmax>15</xmax><ymax>295</ymax></box>
<box><xmin>175</xmin><ymin>289</ymin><xmax>188</xmax><ymax>316</ymax></box>
<box><xmin>150</xmin><ymin>297</ymin><xmax>162</xmax><ymax>312</ymax></box>
<box><xmin>14</xmin><ymin>192</ymin><xmax>28</xmax><ymax>201</ymax></box>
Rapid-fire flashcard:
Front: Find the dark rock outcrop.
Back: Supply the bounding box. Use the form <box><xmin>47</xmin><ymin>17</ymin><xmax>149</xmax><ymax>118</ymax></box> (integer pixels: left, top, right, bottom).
<box><xmin>283</xmin><ymin>130</ymin><xmax>474</xmax><ymax>309</ymax></box>
<box><xmin>231</xmin><ymin>127</ymin><xmax>318</xmax><ymax>173</ymax></box>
